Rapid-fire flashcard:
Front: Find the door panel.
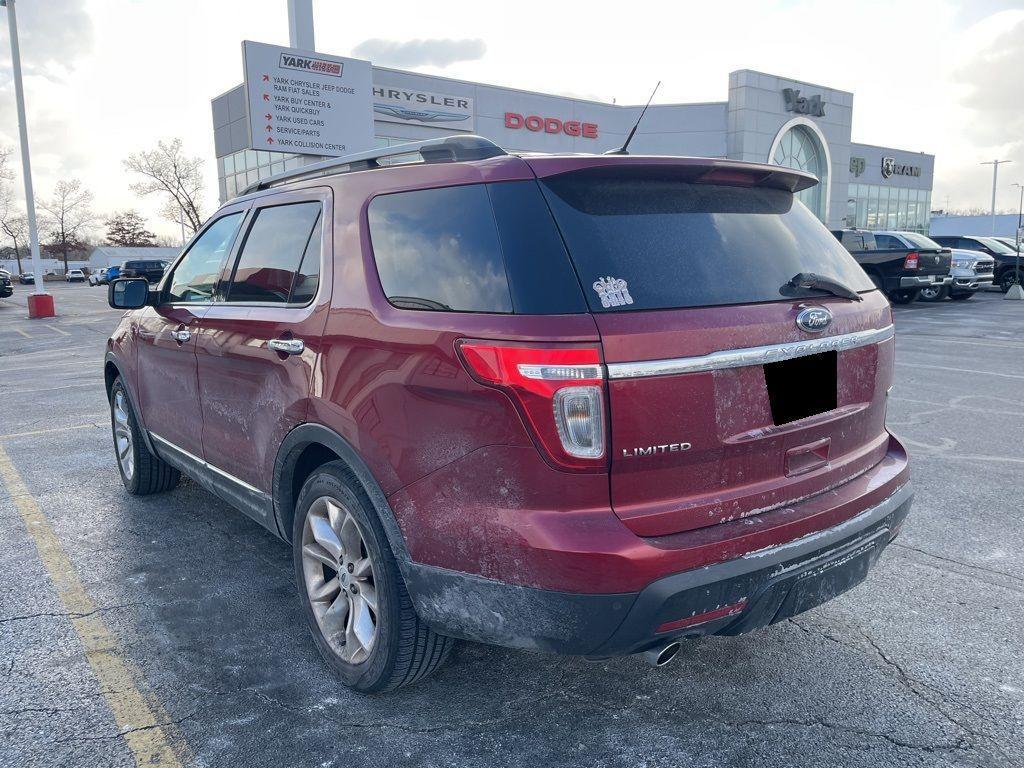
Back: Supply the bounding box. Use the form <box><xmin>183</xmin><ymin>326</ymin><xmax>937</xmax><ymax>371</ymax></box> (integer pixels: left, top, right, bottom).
<box><xmin>196</xmin><ymin>190</ymin><xmax>332</xmax><ymax>495</ymax></box>
<box><xmin>135</xmin><ymin>305</ymin><xmax>207</xmax><ymax>455</ymax></box>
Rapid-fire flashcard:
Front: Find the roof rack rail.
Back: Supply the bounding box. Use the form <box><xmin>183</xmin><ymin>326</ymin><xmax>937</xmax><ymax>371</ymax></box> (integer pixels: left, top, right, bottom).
<box><xmin>239</xmin><ymin>135</ymin><xmax>507</xmax><ymax>196</ymax></box>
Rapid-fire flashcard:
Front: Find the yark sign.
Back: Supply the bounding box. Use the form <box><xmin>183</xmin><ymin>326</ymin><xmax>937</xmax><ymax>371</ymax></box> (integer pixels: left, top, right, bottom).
<box><xmin>242</xmin><ymin>41</ymin><xmax>374</xmax><ymax>158</ymax></box>
<box><xmin>782</xmin><ymin>88</ymin><xmax>826</xmax><ymax>117</ymax></box>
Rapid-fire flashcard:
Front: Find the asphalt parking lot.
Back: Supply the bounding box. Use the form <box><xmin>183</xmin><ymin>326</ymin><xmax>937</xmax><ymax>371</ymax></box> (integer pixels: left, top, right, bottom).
<box><xmin>1</xmin><ymin>281</ymin><xmax>1022</xmax><ymax>768</ymax></box>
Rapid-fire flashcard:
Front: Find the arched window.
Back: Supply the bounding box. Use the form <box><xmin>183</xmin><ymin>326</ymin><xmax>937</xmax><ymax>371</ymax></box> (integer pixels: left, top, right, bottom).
<box><xmin>772</xmin><ymin>125</ymin><xmax>827</xmax><ymax>220</ymax></box>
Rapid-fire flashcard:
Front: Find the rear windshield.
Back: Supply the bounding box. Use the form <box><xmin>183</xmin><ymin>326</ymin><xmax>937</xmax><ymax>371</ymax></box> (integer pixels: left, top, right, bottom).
<box><xmin>539</xmin><ymin>171</ymin><xmax>875</xmax><ymax>311</ymax></box>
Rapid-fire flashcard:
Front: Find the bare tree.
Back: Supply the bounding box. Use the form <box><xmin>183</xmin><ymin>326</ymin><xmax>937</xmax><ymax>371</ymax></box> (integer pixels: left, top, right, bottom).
<box><xmin>0</xmin><ymin>146</ymin><xmax>27</xmax><ymax>274</ymax></box>
<box><xmin>38</xmin><ymin>179</ymin><xmax>96</xmax><ymax>272</ymax></box>
<box><xmin>123</xmin><ymin>139</ymin><xmax>205</xmax><ymax>235</ymax></box>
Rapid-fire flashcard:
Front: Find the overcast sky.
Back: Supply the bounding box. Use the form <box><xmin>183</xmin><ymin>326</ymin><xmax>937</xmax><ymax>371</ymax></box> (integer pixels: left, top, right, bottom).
<box><xmin>1</xmin><ymin>0</ymin><xmax>1022</xmax><ymax>239</ymax></box>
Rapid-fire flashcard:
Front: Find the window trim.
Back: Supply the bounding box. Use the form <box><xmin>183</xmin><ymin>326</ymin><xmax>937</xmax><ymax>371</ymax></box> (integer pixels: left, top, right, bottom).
<box><xmin>217</xmin><ymin>191</ymin><xmax>328</xmax><ymax>309</ymax></box>
<box><xmin>159</xmin><ymin>207</ymin><xmax>250</xmax><ymax>307</ymax></box>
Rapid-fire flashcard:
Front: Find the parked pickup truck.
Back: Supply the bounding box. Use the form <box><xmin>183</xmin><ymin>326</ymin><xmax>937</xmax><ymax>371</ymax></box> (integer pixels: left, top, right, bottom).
<box><xmin>830</xmin><ymin>229</ymin><xmax>952</xmax><ymax>304</ymax></box>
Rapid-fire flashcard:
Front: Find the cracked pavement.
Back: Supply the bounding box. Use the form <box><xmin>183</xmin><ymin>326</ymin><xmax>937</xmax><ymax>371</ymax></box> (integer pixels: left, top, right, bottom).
<box><xmin>1</xmin><ymin>283</ymin><xmax>1022</xmax><ymax>767</ymax></box>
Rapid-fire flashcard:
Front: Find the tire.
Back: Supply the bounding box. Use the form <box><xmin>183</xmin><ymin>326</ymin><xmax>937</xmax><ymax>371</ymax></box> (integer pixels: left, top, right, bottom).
<box><xmin>293</xmin><ymin>462</ymin><xmax>453</xmax><ymax>692</ymax></box>
<box><xmin>889</xmin><ymin>289</ymin><xmax>920</xmax><ymax>305</ymax></box>
<box><xmin>999</xmin><ymin>268</ymin><xmax>1022</xmax><ymax>293</ymax></box>
<box><xmin>949</xmin><ymin>291</ymin><xmax>974</xmax><ymax>301</ymax></box>
<box><xmin>917</xmin><ymin>284</ymin><xmax>948</xmax><ymax>302</ymax></box>
<box><xmin>109</xmin><ymin>378</ymin><xmax>180</xmax><ymax>495</ymax></box>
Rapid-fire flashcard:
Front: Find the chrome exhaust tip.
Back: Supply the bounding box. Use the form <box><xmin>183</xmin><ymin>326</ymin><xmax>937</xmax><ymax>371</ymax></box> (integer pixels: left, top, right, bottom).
<box><xmin>643</xmin><ymin>641</ymin><xmax>682</xmax><ymax>667</ymax></box>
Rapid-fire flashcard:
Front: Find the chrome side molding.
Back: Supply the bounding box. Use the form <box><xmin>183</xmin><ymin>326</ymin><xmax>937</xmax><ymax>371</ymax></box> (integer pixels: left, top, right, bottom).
<box><xmin>606</xmin><ymin>325</ymin><xmax>895</xmax><ymax>380</ymax></box>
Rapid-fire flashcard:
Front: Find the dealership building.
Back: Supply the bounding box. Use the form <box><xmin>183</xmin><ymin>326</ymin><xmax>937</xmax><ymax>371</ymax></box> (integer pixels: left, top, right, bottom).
<box><xmin>212</xmin><ymin>65</ymin><xmax>934</xmax><ymax>232</ymax></box>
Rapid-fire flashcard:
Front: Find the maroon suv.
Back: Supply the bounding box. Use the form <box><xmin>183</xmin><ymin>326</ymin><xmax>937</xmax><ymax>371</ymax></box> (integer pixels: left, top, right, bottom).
<box><xmin>105</xmin><ymin>136</ymin><xmax>912</xmax><ymax>692</ymax></box>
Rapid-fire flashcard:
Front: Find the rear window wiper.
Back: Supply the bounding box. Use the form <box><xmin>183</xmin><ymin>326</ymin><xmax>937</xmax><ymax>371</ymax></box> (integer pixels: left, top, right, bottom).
<box><xmin>784</xmin><ymin>272</ymin><xmax>863</xmax><ymax>302</ymax></box>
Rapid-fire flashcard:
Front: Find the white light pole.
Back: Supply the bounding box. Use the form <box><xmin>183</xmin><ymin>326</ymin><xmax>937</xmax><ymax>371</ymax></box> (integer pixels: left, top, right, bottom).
<box><xmin>1008</xmin><ymin>182</ymin><xmax>1024</xmax><ymax>301</ymax></box>
<box><xmin>287</xmin><ymin>0</ymin><xmax>315</xmax><ymax>50</ymax></box>
<box><xmin>981</xmin><ymin>159</ymin><xmax>1011</xmax><ymax>236</ymax></box>
<box><xmin>1</xmin><ymin>0</ymin><xmax>54</xmax><ymax>317</ymax></box>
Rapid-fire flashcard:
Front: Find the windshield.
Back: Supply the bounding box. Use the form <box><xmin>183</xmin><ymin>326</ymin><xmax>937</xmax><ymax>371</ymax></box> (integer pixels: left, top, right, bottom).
<box><xmin>900</xmin><ymin>232</ymin><xmax>942</xmax><ymax>249</ymax></box>
<box><xmin>979</xmin><ymin>237</ymin><xmax>1017</xmax><ymax>255</ymax></box>
<box><xmin>539</xmin><ymin>172</ymin><xmax>874</xmax><ymax>311</ymax></box>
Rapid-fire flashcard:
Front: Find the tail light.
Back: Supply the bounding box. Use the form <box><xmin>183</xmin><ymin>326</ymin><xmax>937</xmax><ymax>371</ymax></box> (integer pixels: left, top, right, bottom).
<box><xmin>456</xmin><ymin>340</ymin><xmax>606</xmax><ymax>471</ymax></box>
<box><xmin>903</xmin><ymin>251</ymin><xmax>919</xmax><ymax>269</ymax></box>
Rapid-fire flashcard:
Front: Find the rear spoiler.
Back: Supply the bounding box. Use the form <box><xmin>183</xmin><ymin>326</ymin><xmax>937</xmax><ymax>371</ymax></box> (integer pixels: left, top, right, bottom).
<box><xmin>524</xmin><ymin>155</ymin><xmax>819</xmax><ymax>193</ymax></box>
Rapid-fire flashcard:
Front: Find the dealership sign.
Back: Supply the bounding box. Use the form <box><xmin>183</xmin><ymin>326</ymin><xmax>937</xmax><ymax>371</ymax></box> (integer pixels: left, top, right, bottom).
<box><xmin>881</xmin><ymin>156</ymin><xmax>922</xmax><ymax>179</ymax></box>
<box><xmin>242</xmin><ymin>41</ymin><xmax>374</xmax><ymax>158</ymax></box>
<box><xmin>782</xmin><ymin>88</ymin><xmax>826</xmax><ymax>117</ymax></box>
<box><xmin>504</xmin><ymin>112</ymin><xmax>598</xmax><ymax>138</ymax></box>
<box><xmin>373</xmin><ymin>86</ymin><xmax>474</xmax><ymax>131</ymax></box>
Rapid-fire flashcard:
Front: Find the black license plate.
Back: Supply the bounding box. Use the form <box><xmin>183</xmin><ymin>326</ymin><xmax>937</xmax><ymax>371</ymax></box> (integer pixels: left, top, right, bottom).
<box><xmin>777</xmin><ymin>542</ymin><xmax>877</xmax><ymax>619</ymax></box>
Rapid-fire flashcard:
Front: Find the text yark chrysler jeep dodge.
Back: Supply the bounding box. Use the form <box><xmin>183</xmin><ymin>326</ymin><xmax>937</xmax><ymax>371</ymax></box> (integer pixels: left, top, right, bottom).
<box><xmin>105</xmin><ymin>136</ymin><xmax>911</xmax><ymax>691</ymax></box>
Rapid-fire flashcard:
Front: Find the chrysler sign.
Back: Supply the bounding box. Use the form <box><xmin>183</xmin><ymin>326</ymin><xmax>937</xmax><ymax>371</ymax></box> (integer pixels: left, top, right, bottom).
<box><xmin>373</xmin><ymin>87</ymin><xmax>475</xmax><ymax>131</ymax></box>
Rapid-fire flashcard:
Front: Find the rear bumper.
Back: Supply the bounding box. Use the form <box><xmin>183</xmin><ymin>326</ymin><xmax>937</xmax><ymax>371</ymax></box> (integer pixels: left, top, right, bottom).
<box><xmin>405</xmin><ymin>439</ymin><xmax>912</xmax><ymax>656</ymax></box>
<box><xmin>900</xmin><ymin>274</ymin><xmax>952</xmax><ymax>288</ymax></box>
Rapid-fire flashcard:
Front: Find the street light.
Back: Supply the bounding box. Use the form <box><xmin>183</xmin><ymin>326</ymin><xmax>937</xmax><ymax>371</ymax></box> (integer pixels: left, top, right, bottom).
<box><xmin>981</xmin><ymin>159</ymin><xmax>1011</xmax><ymax>236</ymax></box>
<box><xmin>1</xmin><ymin>0</ymin><xmax>55</xmax><ymax>318</ymax></box>
<box><xmin>1008</xmin><ymin>182</ymin><xmax>1024</xmax><ymax>301</ymax></box>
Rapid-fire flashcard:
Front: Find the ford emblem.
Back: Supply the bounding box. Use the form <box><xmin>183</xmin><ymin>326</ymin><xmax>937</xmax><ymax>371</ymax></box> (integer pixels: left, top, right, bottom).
<box><xmin>796</xmin><ymin>306</ymin><xmax>833</xmax><ymax>333</ymax></box>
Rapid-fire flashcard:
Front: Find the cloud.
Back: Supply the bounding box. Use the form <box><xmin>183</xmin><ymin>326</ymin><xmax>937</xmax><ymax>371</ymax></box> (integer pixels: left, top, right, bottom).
<box><xmin>954</xmin><ymin>15</ymin><xmax>1024</xmax><ymax>146</ymax></box>
<box><xmin>0</xmin><ymin>0</ymin><xmax>94</xmax><ymax>75</ymax></box>
<box><xmin>351</xmin><ymin>38</ymin><xmax>486</xmax><ymax>69</ymax></box>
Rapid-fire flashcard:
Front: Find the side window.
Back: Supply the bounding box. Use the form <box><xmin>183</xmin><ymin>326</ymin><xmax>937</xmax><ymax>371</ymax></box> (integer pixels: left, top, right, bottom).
<box><xmin>873</xmin><ymin>234</ymin><xmax>897</xmax><ymax>249</ymax></box>
<box><xmin>166</xmin><ymin>213</ymin><xmax>244</xmax><ymax>303</ymax></box>
<box><xmin>368</xmin><ymin>185</ymin><xmax>513</xmax><ymax>313</ymax></box>
<box><xmin>226</xmin><ymin>201</ymin><xmax>322</xmax><ymax>304</ymax></box>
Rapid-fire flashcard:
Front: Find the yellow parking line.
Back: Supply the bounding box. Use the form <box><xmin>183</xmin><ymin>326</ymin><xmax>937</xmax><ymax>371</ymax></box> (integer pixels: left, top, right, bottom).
<box><xmin>0</xmin><ymin>445</ymin><xmax>188</xmax><ymax>767</ymax></box>
<box><xmin>14</xmin><ymin>328</ymin><xmax>31</xmax><ymax>338</ymax></box>
<box><xmin>0</xmin><ymin>421</ymin><xmax>106</xmax><ymax>440</ymax></box>
<box><xmin>44</xmin><ymin>324</ymin><xmax>71</xmax><ymax>336</ymax></box>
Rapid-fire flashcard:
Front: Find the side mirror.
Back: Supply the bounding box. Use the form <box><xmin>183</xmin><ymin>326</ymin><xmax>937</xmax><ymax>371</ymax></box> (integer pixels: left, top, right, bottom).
<box><xmin>108</xmin><ymin>277</ymin><xmax>152</xmax><ymax>309</ymax></box>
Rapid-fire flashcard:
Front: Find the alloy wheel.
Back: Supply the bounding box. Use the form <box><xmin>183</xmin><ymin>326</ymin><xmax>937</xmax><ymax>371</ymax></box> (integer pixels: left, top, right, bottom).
<box><xmin>301</xmin><ymin>496</ymin><xmax>378</xmax><ymax>664</ymax></box>
<box><xmin>112</xmin><ymin>390</ymin><xmax>135</xmax><ymax>480</ymax></box>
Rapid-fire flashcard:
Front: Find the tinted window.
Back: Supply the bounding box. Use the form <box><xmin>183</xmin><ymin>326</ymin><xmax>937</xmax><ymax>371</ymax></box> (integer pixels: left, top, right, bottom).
<box><xmin>978</xmin><ymin>237</ymin><xmax>1016</xmax><ymax>255</ymax></box>
<box><xmin>227</xmin><ymin>202</ymin><xmax>322</xmax><ymax>303</ymax></box>
<box><xmin>873</xmin><ymin>234</ymin><xmax>901</xmax><ymax>249</ymax></box>
<box><xmin>166</xmin><ymin>213</ymin><xmax>244</xmax><ymax>303</ymax></box>
<box><xmin>539</xmin><ymin>172</ymin><xmax>875</xmax><ymax>311</ymax></box>
<box><xmin>369</xmin><ymin>185</ymin><xmax>513</xmax><ymax>313</ymax></box>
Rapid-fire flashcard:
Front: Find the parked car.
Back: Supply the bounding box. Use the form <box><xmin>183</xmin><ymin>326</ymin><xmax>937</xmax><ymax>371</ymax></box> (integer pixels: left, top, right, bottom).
<box><xmin>119</xmin><ymin>259</ymin><xmax>167</xmax><ymax>283</ymax></box>
<box><xmin>66</xmin><ymin>269</ymin><xmax>86</xmax><ymax>282</ymax></box>
<box><xmin>89</xmin><ymin>268</ymin><xmax>109</xmax><ymax>286</ymax></box>
<box><xmin>992</xmin><ymin>236</ymin><xmax>1022</xmax><ymax>253</ymax></box>
<box><xmin>917</xmin><ymin>249</ymin><xmax>994</xmax><ymax>302</ymax></box>
<box><xmin>104</xmin><ymin>136</ymin><xmax>913</xmax><ymax>692</ymax></box>
<box><xmin>830</xmin><ymin>228</ymin><xmax>952</xmax><ymax>304</ymax></box>
<box><xmin>0</xmin><ymin>271</ymin><xmax>12</xmax><ymax>298</ymax></box>
<box><xmin>105</xmin><ymin>265</ymin><xmax>121</xmax><ymax>282</ymax></box>
<box><xmin>17</xmin><ymin>272</ymin><xmax>34</xmax><ymax>285</ymax></box>
<box><xmin>930</xmin><ymin>235</ymin><xmax>1023</xmax><ymax>292</ymax></box>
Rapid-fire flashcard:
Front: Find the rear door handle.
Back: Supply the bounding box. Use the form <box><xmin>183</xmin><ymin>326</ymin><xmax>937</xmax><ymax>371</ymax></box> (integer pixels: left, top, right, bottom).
<box><xmin>171</xmin><ymin>328</ymin><xmax>191</xmax><ymax>343</ymax></box>
<box><xmin>268</xmin><ymin>338</ymin><xmax>304</xmax><ymax>355</ymax></box>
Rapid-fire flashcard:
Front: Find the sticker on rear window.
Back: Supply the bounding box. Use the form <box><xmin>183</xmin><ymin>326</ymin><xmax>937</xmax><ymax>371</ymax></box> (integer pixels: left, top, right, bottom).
<box><xmin>593</xmin><ymin>276</ymin><xmax>633</xmax><ymax>308</ymax></box>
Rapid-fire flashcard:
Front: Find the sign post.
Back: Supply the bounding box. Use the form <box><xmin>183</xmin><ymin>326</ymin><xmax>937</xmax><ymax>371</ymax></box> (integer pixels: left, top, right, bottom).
<box><xmin>1008</xmin><ymin>183</ymin><xmax>1024</xmax><ymax>301</ymax></box>
<box><xmin>242</xmin><ymin>41</ymin><xmax>374</xmax><ymax>160</ymax></box>
<box><xmin>1</xmin><ymin>0</ymin><xmax>54</xmax><ymax>318</ymax></box>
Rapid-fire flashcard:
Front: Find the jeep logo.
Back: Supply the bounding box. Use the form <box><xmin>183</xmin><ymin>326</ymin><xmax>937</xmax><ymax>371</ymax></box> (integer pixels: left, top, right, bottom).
<box><xmin>796</xmin><ymin>306</ymin><xmax>833</xmax><ymax>333</ymax></box>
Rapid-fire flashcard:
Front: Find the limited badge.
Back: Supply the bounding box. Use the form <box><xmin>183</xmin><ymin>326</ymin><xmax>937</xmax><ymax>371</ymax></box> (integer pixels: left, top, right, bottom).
<box><xmin>592</xmin><ymin>276</ymin><xmax>634</xmax><ymax>308</ymax></box>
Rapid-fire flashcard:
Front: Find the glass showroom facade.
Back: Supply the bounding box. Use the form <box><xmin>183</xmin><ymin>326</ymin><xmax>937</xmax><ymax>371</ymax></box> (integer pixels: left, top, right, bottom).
<box><xmin>845</xmin><ymin>183</ymin><xmax>932</xmax><ymax>234</ymax></box>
